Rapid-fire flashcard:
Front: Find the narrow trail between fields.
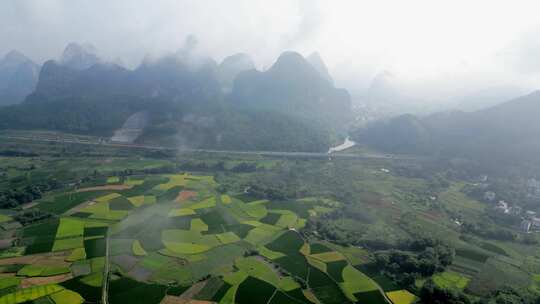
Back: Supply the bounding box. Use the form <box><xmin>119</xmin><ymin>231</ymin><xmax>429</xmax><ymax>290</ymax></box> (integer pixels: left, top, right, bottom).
<box><xmin>102</xmin><ymin>230</ymin><xmax>110</xmax><ymax>304</ymax></box>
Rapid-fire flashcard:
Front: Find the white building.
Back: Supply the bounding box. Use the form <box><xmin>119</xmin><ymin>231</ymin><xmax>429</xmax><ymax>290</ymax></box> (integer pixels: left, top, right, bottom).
<box><xmin>495</xmin><ymin>201</ymin><xmax>510</xmax><ymax>213</ymax></box>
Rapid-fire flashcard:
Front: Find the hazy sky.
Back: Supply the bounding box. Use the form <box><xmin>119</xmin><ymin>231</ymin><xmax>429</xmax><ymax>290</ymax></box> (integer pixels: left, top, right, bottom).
<box><xmin>3</xmin><ymin>0</ymin><xmax>540</xmax><ymax>98</ymax></box>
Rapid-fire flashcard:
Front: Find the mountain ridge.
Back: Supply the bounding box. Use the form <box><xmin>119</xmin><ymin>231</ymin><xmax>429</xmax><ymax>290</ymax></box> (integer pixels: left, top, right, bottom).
<box><xmin>0</xmin><ymin>45</ymin><xmax>351</xmax><ymax>152</ymax></box>
<box><xmin>353</xmin><ymin>89</ymin><xmax>540</xmax><ymax>165</ymax></box>
<box><xmin>0</xmin><ymin>50</ymin><xmax>40</xmax><ymax>105</ymax></box>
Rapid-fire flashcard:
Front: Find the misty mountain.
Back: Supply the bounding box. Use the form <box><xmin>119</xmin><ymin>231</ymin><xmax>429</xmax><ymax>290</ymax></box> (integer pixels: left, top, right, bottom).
<box><xmin>307</xmin><ymin>52</ymin><xmax>333</xmax><ymax>85</ymax></box>
<box><xmin>60</xmin><ymin>42</ymin><xmax>101</xmax><ymax>70</ymax></box>
<box><xmin>26</xmin><ymin>60</ymin><xmax>131</xmax><ymax>103</ymax></box>
<box><xmin>362</xmin><ymin>70</ymin><xmax>431</xmax><ymax>115</ymax></box>
<box><xmin>229</xmin><ymin>51</ymin><xmax>351</xmax><ymax>129</ymax></box>
<box><xmin>26</xmin><ymin>49</ymin><xmax>222</xmax><ymax>107</ymax></box>
<box><xmin>445</xmin><ymin>85</ymin><xmax>528</xmax><ymax>112</ymax></box>
<box><xmin>218</xmin><ymin>53</ymin><xmax>255</xmax><ymax>93</ymax></box>
<box><xmin>353</xmin><ymin>90</ymin><xmax>540</xmax><ymax>165</ymax></box>
<box><xmin>0</xmin><ymin>46</ymin><xmax>350</xmax><ymax>152</ymax></box>
<box><xmin>0</xmin><ymin>50</ymin><xmax>40</xmax><ymax>105</ymax></box>
<box><xmin>130</xmin><ymin>54</ymin><xmax>222</xmax><ymax>106</ymax></box>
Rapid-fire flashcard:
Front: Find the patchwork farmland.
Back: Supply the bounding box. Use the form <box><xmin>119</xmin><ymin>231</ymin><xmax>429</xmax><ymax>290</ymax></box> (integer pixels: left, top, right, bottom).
<box><xmin>0</xmin><ymin>170</ymin><xmax>408</xmax><ymax>304</ymax></box>
<box><xmin>3</xmin><ymin>149</ymin><xmax>535</xmax><ymax>304</ymax></box>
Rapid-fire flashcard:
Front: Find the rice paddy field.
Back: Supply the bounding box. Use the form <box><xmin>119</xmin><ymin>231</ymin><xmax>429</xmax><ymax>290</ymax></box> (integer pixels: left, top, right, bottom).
<box><xmin>0</xmin><ymin>156</ymin><xmax>387</xmax><ymax>304</ymax></box>
<box><xmin>1</xmin><ymin>143</ymin><xmax>539</xmax><ymax>303</ymax></box>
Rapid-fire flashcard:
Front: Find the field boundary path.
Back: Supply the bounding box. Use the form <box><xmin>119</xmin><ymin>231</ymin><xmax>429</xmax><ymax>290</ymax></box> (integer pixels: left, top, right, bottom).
<box><xmin>102</xmin><ymin>230</ymin><xmax>110</xmax><ymax>304</ymax></box>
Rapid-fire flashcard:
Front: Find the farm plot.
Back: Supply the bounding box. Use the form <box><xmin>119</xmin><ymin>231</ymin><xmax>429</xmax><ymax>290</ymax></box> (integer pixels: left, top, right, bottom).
<box><xmin>108</xmin><ymin>277</ymin><xmax>167</xmax><ymax>304</ymax></box>
<box><xmin>37</xmin><ymin>191</ymin><xmax>113</xmax><ymax>215</ymax></box>
<box><xmin>220</xmin><ymin>194</ymin><xmax>232</xmax><ymax>205</ymax></box>
<box><xmin>60</xmin><ymin>276</ymin><xmax>102</xmax><ymax>303</ymax></box>
<box><xmin>168</xmin><ymin>208</ymin><xmax>196</xmax><ymax>217</ymax></box>
<box><xmin>266</xmin><ymin>230</ymin><xmax>304</xmax><ymax>255</ymax></box>
<box><xmin>124</xmin><ymin>177</ymin><xmax>144</xmax><ymax>186</ymax></box>
<box><xmin>132</xmin><ymin>240</ymin><xmax>147</xmax><ymax>256</ymax></box>
<box><xmin>234</xmin><ymin>257</ymin><xmax>281</xmax><ymax>286</ymax></box>
<box><xmin>257</xmin><ymin>245</ymin><xmax>285</xmax><ymax>260</ymax></box>
<box><xmin>235</xmin><ymin>277</ymin><xmax>276</xmax><ymax>304</ymax></box>
<box><xmin>386</xmin><ymin>290</ymin><xmax>417</xmax><ymax>304</ymax></box>
<box><xmin>432</xmin><ymin>271</ymin><xmax>470</xmax><ymax>290</ymax></box>
<box><xmin>55</xmin><ymin>218</ymin><xmax>85</xmax><ymax>239</ymax></box>
<box><xmin>22</xmin><ymin>219</ymin><xmax>60</xmax><ymax>254</ymax></box>
<box><xmin>51</xmin><ymin>218</ymin><xmax>86</xmax><ymax>252</ymax></box>
<box><xmin>49</xmin><ymin>289</ymin><xmax>84</xmax><ymax>304</ymax></box>
<box><xmin>0</xmin><ymin>284</ymin><xmax>65</xmax><ymax>304</ymax></box>
<box><xmin>7</xmin><ymin>168</ymin><xmax>398</xmax><ymax>304</ymax></box>
<box><xmin>308</xmin><ymin>266</ymin><xmax>351</xmax><ymax>304</ymax></box>
<box><xmin>154</xmin><ymin>174</ymin><xmax>188</xmax><ymax>191</ymax></box>
<box><xmin>274</xmin><ymin>254</ymin><xmax>309</xmax><ymax>280</ymax></box>
<box><xmin>309</xmin><ymin>251</ymin><xmax>346</xmax><ymax>263</ymax></box>
<box><xmin>309</xmin><ymin>243</ymin><xmax>333</xmax><ymax>255</ymax></box>
<box><xmin>190</xmin><ymin>218</ymin><xmax>208</xmax><ymax>232</ymax></box>
<box><xmin>340</xmin><ymin>264</ymin><xmax>381</xmax><ymax>301</ymax></box>
<box><xmin>176</xmin><ymin>191</ymin><xmax>198</xmax><ymax>203</ymax></box>
<box><xmin>161</xmin><ymin>229</ymin><xmax>220</xmax><ymax>255</ymax></box>
<box><xmin>216</xmin><ymin>232</ymin><xmax>241</xmax><ymax>245</ymax></box>
<box><xmin>17</xmin><ymin>265</ymin><xmax>71</xmax><ymax>277</ymax></box>
<box><xmin>52</xmin><ymin>237</ymin><xmax>84</xmax><ymax>252</ymax></box>
<box><xmin>192</xmin><ymin>277</ymin><xmax>228</xmax><ymax>301</ymax></box>
<box><xmin>188</xmin><ymin>197</ymin><xmax>216</xmax><ymax>210</ymax></box>
<box><xmin>244</xmin><ymin>225</ymin><xmax>281</xmax><ymax>246</ymax></box>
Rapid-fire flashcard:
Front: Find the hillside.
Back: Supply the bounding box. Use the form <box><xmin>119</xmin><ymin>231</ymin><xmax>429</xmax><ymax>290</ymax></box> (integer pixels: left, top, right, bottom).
<box><xmin>229</xmin><ymin>51</ymin><xmax>352</xmax><ymax>130</ymax></box>
<box><xmin>0</xmin><ymin>45</ymin><xmax>350</xmax><ymax>152</ymax></box>
<box><xmin>0</xmin><ymin>50</ymin><xmax>40</xmax><ymax>105</ymax></box>
<box><xmin>353</xmin><ymin>90</ymin><xmax>540</xmax><ymax>165</ymax></box>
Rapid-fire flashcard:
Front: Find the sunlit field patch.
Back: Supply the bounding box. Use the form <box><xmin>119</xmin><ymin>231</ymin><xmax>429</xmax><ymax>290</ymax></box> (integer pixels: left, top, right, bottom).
<box><xmin>386</xmin><ymin>290</ymin><xmax>417</xmax><ymax>304</ymax></box>
<box><xmin>168</xmin><ymin>208</ymin><xmax>196</xmax><ymax>217</ymax></box>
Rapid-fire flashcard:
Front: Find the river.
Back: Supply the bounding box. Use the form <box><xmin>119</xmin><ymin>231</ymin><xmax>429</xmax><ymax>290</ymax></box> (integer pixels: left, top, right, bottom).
<box><xmin>328</xmin><ymin>137</ymin><xmax>356</xmax><ymax>153</ymax></box>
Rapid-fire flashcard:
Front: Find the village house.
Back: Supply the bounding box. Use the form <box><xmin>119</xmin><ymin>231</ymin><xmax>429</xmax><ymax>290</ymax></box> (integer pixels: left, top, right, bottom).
<box><xmin>522</xmin><ymin>217</ymin><xmax>540</xmax><ymax>233</ymax></box>
<box><xmin>495</xmin><ymin>200</ymin><xmax>510</xmax><ymax>214</ymax></box>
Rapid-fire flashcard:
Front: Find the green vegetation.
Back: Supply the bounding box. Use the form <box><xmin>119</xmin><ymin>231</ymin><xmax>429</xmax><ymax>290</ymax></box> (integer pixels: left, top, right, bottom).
<box><xmin>55</xmin><ymin>218</ymin><xmax>85</xmax><ymax>238</ymax></box>
<box><xmin>235</xmin><ymin>257</ymin><xmax>280</xmax><ymax>286</ymax></box>
<box><xmin>432</xmin><ymin>271</ymin><xmax>470</xmax><ymax>290</ymax></box>
<box><xmin>1</xmin><ymin>145</ymin><xmax>539</xmax><ymax>304</ymax></box>
<box><xmin>340</xmin><ymin>265</ymin><xmax>379</xmax><ymax>299</ymax></box>
<box><xmin>0</xmin><ymin>284</ymin><xmax>64</xmax><ymax>304</ymax></box>
<box><xmin>0</xmin><ymin>278</ymin><xmax>20</xmax><ymax>290</ymax></box>
<box><xmin>235</xmin><ymin>277</ymin><xmax>275</xmax><ymax>304</ymax></box>
<box><xmin>107</xmin><ymin>176</ymin><xmax>120</xmax><ymax>184</ymax></box>
<box><xmin>132</xmin><ymin>240</ymin><xmax>147</xmax><ymax>256</ymax></box>
<box><xmin>49</xmin><ymin>289</ymin><xmax>84</xmax><ymax>304</ymax></box>
<box><xmin>386</xmin><ymin>290</ymin><xmax>417</xmax><ymax>304</ymax></box>
<box><xmin>108</xmin><ymin>277</ymin><xmax>167</xmax><ymax>304</ymax></box>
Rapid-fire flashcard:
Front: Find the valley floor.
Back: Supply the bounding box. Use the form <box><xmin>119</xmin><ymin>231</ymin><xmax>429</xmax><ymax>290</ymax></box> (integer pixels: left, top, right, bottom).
<box><xmin>0</xmin><ymin>139</ymin><xmax>537</xmax><ymax>304</ymax></box>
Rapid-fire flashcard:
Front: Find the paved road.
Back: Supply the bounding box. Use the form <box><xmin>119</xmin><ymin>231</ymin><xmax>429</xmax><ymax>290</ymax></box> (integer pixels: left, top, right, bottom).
<box><xmin>0</xmin><ymin>134</ymin><xmax>421</xmax><ymax>161</ymax></box>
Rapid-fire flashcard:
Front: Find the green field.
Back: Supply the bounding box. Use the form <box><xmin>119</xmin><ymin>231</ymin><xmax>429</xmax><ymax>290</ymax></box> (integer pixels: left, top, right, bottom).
<box><xmin>386</xmin><ymin>290</ymin><xmax>417</xmax><ymax>304</ymax></box>
<box><xmin>0</xmin><ymin>149</ymin><xmax>537</xmax><ymax>304</ymax></box>
<box><xmin>432</xmin><ymin>271</ymin><xmax>471</xmax><ymax>290</ymax></box>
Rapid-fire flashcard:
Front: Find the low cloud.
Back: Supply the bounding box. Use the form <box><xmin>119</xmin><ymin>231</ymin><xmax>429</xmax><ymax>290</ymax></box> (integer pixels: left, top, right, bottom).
<box><xmin>2</xmin><ymin>0</ymin><xmax>540</xmax><ymax>102</ymax></box>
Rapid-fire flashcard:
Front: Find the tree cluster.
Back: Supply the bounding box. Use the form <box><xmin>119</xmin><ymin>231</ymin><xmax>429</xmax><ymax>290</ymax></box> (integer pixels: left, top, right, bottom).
<box><xmin>420</xmin><ymin>281</ymin><xmax>540</xmax><ymax>304</ymax></box>
<box><xmin>461</xmin><ymin>221</ymin><xmax>517</xmax><ymax>241</ymax></box>
<box><xmin>375</xmin><ymin>238</ymin><xmax>454</xmax><ymax>287</ymax></box>
<box><xmin>0</xmin><ymin>185</ymin><xmax>45</xmax><ymax>209</ymax></box>
<box><xmin>14</xmin><ymin>209</ymin><xmax>51</xmax><ymax>225</ymax></box>
<box><xmin>419</xmin><ymin>280</ymin><xmax>471</xmax><ymax>304</ymax></box>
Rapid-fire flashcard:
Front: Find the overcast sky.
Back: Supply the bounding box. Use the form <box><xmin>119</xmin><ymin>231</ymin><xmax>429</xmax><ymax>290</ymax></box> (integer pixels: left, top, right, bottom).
<box><xmin>3</xmin><ymin>0</ymin><xmax>540</xmax><ymax>99</ymax></box>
